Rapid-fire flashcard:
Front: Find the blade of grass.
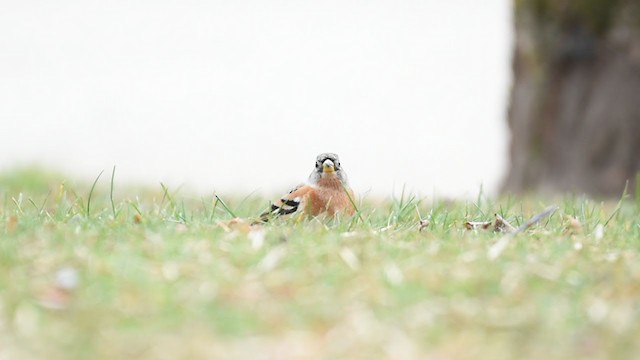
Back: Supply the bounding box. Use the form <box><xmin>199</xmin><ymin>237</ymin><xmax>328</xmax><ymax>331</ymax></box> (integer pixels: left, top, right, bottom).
<box><xmin>235</xmin><ymin>189</ymin><xmax>260</xmax><ymax>214</ymax></box>
<box><xmin>87</xmin><ymin>170</ymin><xmax>104</xmax><ymax>218</ymax></box>
<box><xmin>160</xmin><ymin>182</ymin><xmax>177</xmax><ymax>215</ymax></box>
<box><xmin>67</xmin><ymin>187</ymin><xmax>85</xmax><ymax>216</ymax></box>
<box><xmin>179</xmin><ymin>200</ymin><xmax>187</xmax><ymax>223</ymax></box>
<box><xmin>38</xmin><ymin>190</ymin><xmax>51</xmax><ymax>215</ymax></box>
<box><xmin>129</xmin><ymin>200</ymin><xmax>143</xmax><ymax>217</ymax></box>
<box><xmin>11</xmin><ymin>195</ymin><xmax>24</xmax><ymax>215</ymax></box>
<box><xmin>342</xmin><ymin>183</ymin><xmax>364</xmax><ymax>224</ymax></box>
<box><xmin>28</xmin><ymin>193</ymin><xmax>53</xmax><ymax>220</ymax></box>
<box><xmin>475</xmin><ymin>184</ymin><xmax>484</xmax><ymax>215</ymax></box>
<box><xmin>214</xmin><ymin>193</ymin><xmax>237</xmax><ymax>218</ymax></box>
<box><xmin>160</xmin><ymin>182</ymin><xmax>172</xmax><ymax>205</ymax></box>
<box><xmin>471</xmin><ymin>201</ymin><xmax>487</xmax><ymax>218</ymax></box>
<box><xmin>209</xmin><ymin>196</ymin><xmax>219</xmax><ymax>222</ymax></box>
<box><xmin>603</xmin><ymin>180</ymin><xmax>629</xmax><ymax>227</ymax></box>
<box><xmin>110</xmin><ymin>166</ymin><xmax>117</xmax><ymax>219</ymax></box>
<box><xmin>28</xmin><ymin>198</ymin><xmax>39</xmax><ymax>212</ymax></box>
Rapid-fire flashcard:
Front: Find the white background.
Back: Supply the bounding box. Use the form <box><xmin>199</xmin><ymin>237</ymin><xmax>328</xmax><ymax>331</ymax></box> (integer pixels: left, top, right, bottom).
<box><xmin>0</xmin><ymin>0</ymin><xmax>512</xmax><ymax>198</ymax></box>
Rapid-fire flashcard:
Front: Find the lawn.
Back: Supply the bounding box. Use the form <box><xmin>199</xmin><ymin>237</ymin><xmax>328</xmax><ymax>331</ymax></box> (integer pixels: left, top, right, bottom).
<box><xmin>1</xmin><ymin>168</ymin><xmax>639</xmax><ymax>359</ymax></box>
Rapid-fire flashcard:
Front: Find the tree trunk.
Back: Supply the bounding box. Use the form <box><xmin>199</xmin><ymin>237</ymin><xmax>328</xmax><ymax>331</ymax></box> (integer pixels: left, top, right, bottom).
<box><xmin>502</xmin><ymin>0</ymin><xmax>640</xmax><ymax>196</ymax></box>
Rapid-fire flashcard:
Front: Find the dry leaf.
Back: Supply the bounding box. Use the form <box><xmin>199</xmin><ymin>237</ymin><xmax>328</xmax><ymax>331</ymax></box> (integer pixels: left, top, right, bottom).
<box><xmin>465</xmin><ymin>221</ymin><xmax>492</xmax><ymax>230</ymax></box>
<box><xmin>494</xmin><ymin>213</ymin><xmax>516</xmax><ymax>233</ymax></box>
<box><xmin>418</xmin><ymin>219</ymin><xmax>430</xmax><ymax>232</ymax></box>
<box><xmin>217</xmin><ymin>218</ymin><xmax>251</xmax><ymax>234</ymax></box>
<box><xmin>133</xmin><ymin>213</ymin><xmax>143</xmax><ymax>224</ymax></box>
<box><xmin>6</xmin><ymin>215</ymin><xmax>18</xmax><ymax>233</ymax></box>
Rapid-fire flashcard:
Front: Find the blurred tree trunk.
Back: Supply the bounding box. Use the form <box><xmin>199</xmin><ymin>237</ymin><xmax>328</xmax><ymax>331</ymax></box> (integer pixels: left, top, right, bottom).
<box><xmin>502</xmin><ymin>0</ymin><xmax>640</xmax><ymax>196</ymax></box>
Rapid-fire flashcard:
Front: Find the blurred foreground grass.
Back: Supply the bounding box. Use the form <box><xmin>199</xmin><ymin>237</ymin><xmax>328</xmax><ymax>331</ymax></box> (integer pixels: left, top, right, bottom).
<box><xmin>1</xmin><ymin>168</ymin><xmax>639</xmax><ymax>359</ymax></box>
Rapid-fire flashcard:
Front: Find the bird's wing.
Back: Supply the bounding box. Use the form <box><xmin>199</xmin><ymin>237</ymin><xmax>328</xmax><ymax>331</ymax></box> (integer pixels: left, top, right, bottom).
<box><xmin>259</xmin><ymin>184</ymin><xmax>315</xmax><ymax>221</ymax></box>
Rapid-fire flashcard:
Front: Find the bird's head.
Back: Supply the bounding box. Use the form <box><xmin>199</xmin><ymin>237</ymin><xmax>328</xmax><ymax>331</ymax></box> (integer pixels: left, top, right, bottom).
<box><xmin>309</xmin><ymin>153</ymin><xmax>348</xmax><ymax>185</ymax></box>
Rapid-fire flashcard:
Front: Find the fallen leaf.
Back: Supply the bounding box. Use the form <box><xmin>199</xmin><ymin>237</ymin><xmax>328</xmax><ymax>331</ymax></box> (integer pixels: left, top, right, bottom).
<box><xmin>217</xmin><ymin>218</ymin><xmax>251</xmax><ymax>234</ymax></box>
<box><xmin>418</xmin><ymin>219</ymin><xmax>430</xmax><ymax>232</ymax></box>
<box><xmin>494</xmin><ymin>213</ymin><xmax>516</xmax><ymax>233</ymax></box>
<box><xmin>6</xmin><ymin>215</ymin><xmax>18</xmax><ymax>233</ymax></box>
<box><xmin>133</xmin><ymin>213</ymin><xmax>143</xmax><ymax>224</ymax></box>
<box><xmin>465</xmin><ymin>221</ymin><xmax>492</xmax><ymax>230</ymax></box>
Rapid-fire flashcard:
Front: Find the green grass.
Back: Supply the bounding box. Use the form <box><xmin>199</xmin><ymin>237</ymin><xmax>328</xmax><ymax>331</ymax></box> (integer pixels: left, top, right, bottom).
<box><xmin>1</xmin><ymin>168</ymin><xmax>640</xmax><ymax>359</ymax></box>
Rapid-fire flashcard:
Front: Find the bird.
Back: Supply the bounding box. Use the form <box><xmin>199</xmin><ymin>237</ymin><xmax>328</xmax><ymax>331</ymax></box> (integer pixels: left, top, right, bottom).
<box><xmin>258</xmin><ymin>153</ymin><xmax>356</xmax><ymax>222</ymax></box>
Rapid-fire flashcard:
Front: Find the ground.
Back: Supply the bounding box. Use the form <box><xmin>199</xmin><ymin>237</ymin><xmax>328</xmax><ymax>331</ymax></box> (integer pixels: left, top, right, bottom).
<box><xmin>1</xmin><ymin>169</ymin><xmax>639</xmax><ymax>359</ymax></box>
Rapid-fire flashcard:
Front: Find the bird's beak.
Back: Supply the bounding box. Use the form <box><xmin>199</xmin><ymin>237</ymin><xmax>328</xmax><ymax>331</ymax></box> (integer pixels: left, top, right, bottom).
<box><xmin>322</xmin><ymin>159</ymin><xmax>335</xmax><ymax>173</ymax></box>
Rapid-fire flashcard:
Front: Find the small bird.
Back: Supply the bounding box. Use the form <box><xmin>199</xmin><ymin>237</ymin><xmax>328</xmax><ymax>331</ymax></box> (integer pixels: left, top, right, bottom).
<box><xmin>259</xmin><ymin>153</ymin><xmax>355</xmax><ymax>222</ymax></box>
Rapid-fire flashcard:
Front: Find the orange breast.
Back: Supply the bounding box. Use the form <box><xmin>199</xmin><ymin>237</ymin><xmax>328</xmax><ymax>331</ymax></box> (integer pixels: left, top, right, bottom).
<box><xmin>306</xmin><ymin>187</ymin><xmax>355</xmax><ymax>217</ymax></box>
<box><xmin>286</xmin><ymin>177</ymin><xmax>355</xmax><ymax>218</ymax></box>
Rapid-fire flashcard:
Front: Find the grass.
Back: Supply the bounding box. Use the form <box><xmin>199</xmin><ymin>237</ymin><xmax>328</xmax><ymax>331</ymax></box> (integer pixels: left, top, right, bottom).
<box><xmin>1</xmin><ymin>168</ymin><xmax>640</xmax><ymax>359</ymax></box>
